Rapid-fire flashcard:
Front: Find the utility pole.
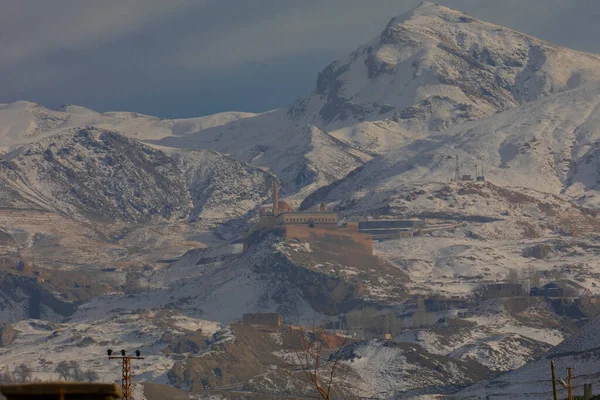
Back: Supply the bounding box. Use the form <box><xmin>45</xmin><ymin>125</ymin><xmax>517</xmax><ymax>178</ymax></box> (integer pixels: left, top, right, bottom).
<box><xmin>568</xmin><ymin>367</ymin><xmax>573</xmax><ymax>400</ymax></box>
<box><xmin>107</xmin><ymin>349</ymin><xmax>145</xmax><ymax>400</ymax></box>
<box><xmin>551</xmin><ymin>360</ymin><xmax>558</xmax><ymax>400</ymax></box>
<box><xmin>557</xmin><ymin>365</ymin><xmax>574</xmax><ymax>400</ymax></box>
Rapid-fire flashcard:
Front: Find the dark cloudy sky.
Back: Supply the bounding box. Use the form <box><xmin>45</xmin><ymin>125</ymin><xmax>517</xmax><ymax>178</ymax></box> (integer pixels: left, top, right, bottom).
<box><xmin>2</xmin><ymin>0</ymin><xmax>599</xmax><ymax>118</ymax></box>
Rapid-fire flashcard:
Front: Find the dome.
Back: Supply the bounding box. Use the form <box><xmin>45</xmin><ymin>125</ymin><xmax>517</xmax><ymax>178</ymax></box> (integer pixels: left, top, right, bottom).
<box><xmin>278</xmin><ymin>200</ymin><xmax>291</xmax><ymax>211</ymax></box>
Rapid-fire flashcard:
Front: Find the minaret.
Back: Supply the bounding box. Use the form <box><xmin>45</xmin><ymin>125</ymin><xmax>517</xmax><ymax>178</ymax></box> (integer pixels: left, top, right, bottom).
<box><xmin>272</xmin><ymin>181</ymin><xmax>279</xmax><ymax>215</ymax></box>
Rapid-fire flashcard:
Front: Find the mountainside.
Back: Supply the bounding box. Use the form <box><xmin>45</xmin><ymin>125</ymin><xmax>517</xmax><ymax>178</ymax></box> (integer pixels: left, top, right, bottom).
<box><xmin>455</xmin><ymin>313</ymin><xmax>600</xmax><ymax>399</ymax></box>
<box><xmin>300</xmin><ymin>82</ymin><xmax>600</xmax><ymax>212</ymax></box>
<box><xmin>170</xmin><ymin>149</ymin><xmax>276</xmax><ymax>223</ymax></box>
<box><xmin>154</xmin><ymin>114</ymin><xmax>371</xmax><ymax>195</ymax></box>
<box><xmin>0</xmin><ymin>127</ymin><xmax>274</xmax><ymax>223</ymax></box>
<box><xmin>74</xmin><ymin>235</ymin><xmax>409</xmax><ymax>325</ymax></box>
<box><xmin>0</xmin><ymin>127</ymin><xmax>190</xmax><ymax>222</ymax></box>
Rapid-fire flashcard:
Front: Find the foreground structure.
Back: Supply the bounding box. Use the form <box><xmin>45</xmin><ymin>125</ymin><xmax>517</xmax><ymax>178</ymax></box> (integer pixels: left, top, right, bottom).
<box><xmin>0</xmin><ymin>383</ymin><xmax>122</xmax><ymax>400</ymax></box>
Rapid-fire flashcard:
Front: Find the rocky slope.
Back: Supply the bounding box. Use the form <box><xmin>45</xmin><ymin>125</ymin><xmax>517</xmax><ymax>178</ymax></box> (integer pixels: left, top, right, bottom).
<box><xmin>0</xmin><ymin>127</ymin><xmax>274</xmax><ymax>223</ymax></box>
<box><xmin>300</xmin><ymin>82</ymin><xmax>600</xmax><ymax>212</ymax></box>
<box><xmin>454</xmin><ymin>312</ymin><xmax>600</xmax><ymax>399</ymax></box>
<box><xmin>72</xmin><ymin>235</ymin><xmax>408</xmax><ymax>325</ymax></box>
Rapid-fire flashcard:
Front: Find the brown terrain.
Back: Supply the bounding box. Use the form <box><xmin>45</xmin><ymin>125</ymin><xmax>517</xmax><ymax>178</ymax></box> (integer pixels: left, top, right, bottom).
<box><xmin>167</xmin><ymin>322</ymin><xmax>358</xmax><ymax>399</ymax></box>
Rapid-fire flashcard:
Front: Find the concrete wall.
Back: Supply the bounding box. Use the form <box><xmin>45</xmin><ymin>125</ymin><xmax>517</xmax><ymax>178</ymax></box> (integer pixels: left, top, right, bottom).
<box><xmin>482</xmin><ymin>283</ymin><xmax>524</xmax><ymax>300</ymax></box>
<box><xmin>276</xmin><ymin>212</ymin><xmax>337</xmax><ymax>225</ymax></box>
<box><xmin>242</xmin><ymin>313</ymin><xmax>282</xmax><ymax>326</ymax></box>
<box><xmin>359</xmin><ymin>220</ymin><xmax>425</xmax><ymax>229</ymax></box>
<box><xmin>243</xmin><ymin>212</ymin><xmax>372</xmax><ymax>255</ymax></box>
<box><xmin>282</xmin><ymin>225</ymin><xmax>372</xmax><ymax>255</ymax></box>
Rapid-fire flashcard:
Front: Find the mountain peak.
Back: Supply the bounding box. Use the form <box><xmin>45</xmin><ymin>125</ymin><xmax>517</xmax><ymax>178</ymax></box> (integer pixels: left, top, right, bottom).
<box><xmin>301</xmin><ymin>0</ymin><xmax>600</xmax><ymax>133</ymax></box>
<box><xmin>389</xmin><ymin>1</ymin><xmax>474</xmax><ymax>27</ymax></box>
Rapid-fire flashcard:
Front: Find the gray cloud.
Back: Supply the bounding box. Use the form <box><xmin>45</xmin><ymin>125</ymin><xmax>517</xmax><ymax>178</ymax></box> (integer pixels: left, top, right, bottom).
<box><xmin>0</xmin><ymin>0</ymin><xmax>598</xmax><ymax>117</ymax></box>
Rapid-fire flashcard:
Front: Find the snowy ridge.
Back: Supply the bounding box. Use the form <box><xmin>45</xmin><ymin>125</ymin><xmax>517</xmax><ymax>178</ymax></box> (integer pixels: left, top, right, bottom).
<box><xmin>0</xmin><ymin>127</ymin><xmax>275</xmax><ymax>223</ymax></box>
<box><xmin>153</xmin><ymin>115</ymin><xmax>372</xmax><ymax>194</ymax></box>
<box><xmin>0</xmin><ymin>101</ymin><xmax>257</xmax><ymax>146</ymax></box>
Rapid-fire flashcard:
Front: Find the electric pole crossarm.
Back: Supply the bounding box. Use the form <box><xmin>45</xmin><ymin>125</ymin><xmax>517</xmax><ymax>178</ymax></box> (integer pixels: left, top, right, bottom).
<box><xmin>106</xmin><ymin>349</ymin><xmax>145</xmax><ymax>400</ymax></box>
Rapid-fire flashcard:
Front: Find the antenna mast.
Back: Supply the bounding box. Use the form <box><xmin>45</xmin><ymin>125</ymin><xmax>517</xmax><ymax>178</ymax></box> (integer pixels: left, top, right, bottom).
<box><xmin>455</xmin><ymin>155</ymin><xmax>460</xmax><ymax>182</ymax></box>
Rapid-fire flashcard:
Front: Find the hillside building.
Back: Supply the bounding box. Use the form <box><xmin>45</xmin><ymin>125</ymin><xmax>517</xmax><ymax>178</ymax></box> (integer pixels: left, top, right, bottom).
<box><xmin>530</xmin><ymin>282</ymin><xmax>564</xmax><ymax>298</ymax></box>
<box><xmin>243</xmin><ymin>182</ymin><xmax>372</xmax><ymax>254</ymax></box>
<box><xmin>481</xmin><ymin>283</ymin><xmax>525</xmax><ymax>300</ymax></box>
<box><xmin>359</xmin><ymin>219</ymin><xmax>425</xmax><ymax>240</ymax></box>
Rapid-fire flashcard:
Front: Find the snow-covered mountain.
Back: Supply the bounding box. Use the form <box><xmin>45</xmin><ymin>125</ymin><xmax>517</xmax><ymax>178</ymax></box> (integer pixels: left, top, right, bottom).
<box><xmin>292</xmin><ymin>1</ymin><xmax>600</xmax><ymax>135</ymax></box>
<box><xmin>0</xmin><ymin>127</ymin><xmax>274</xmax><ymax>223</ymax></box>
<box><xmin>0</xmin><ymin>100</ymin><xmax>256</xmax><ymax>146</ymax></box>
<box><xmin>4</xmin><ymin>2</ymin><xmax>600</xmax><ymax>399</ymax></box>
<box><xmin>149</xmin><ymin>1</ymin><xmax>600</xmax><ymax>195</ymax></box>
<box><xmin>5</xmin><ymin>3</ymin><xmax>600</xmax><ymax>197</ymax></box>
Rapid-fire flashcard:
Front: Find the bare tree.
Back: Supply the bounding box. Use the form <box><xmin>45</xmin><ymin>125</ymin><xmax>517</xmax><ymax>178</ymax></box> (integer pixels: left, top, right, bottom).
<box><xmin>413</xmin><ymin>298</ymin><xmax>428</xmax><ymax>326</ymax></box>
<box><xmin>68</xmin><ymin>361</ymin><xmax>85</xmax><ymax>381</ymax></box>
<box><xmin>506</xmin><ymin>268</ymin><xmax>520</xmax><ymax>284</ymax></box>
<box><xmin>527</xmin><ymin>266</ymin><xmax>541</xmax><ymax>288</ymax></box>
<box><xmin>289</xmin><ymin>319</ymin><xmax>348</xmax><ymax>400</ymax></box>
<box><xmin>13</xmin><ymin>364</ymin><xmax>32</xmax><ymax>382</ymax></box>
<box><xmin>472</xmin><ymin>283</ymin><xmax>488</xmax><ymax>302</ymax></box>
<box><xmin>124</xmin><ymin>266</ymin><xmax>143</xmax><ymax>294</ymax></box>
<box><xmin>54</xmin><ymin>361</ymin><xmax>71</xmax><ymax>381</ymax></box>
<box><xmin>83</xmin><ymin>369</ymin><xmax>99</xmax><ymax>382</ymax></box>
<box><xmin>0</xmin><ymin>369</ymin><xmax>14</xmax><ymax>384</ymax></box>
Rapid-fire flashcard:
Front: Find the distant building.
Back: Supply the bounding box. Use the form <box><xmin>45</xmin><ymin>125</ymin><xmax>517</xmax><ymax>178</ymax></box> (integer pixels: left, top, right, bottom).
<box><xmin>243</xmin><ymin>313</ymin><xmax>282</xmax><ymax>327</ymax></box>
<box><xmin>461</xmin><ymin>174</ymin><xmax>473</xmax><ymax>181</ymax></box>
<box><xmin>424</xmin><ymin>296</ymin><xmax>472</xmax><ymax>312</ymax></box>
<box><xmin>325</xmin><ymin>320</ymin><xmax>345</xmax><ymax>330</ymax></box>
<box><xmin>482</xmin><ymin>283</ymin><xmax>525</xmax><ymax>300</ymax></box>
<box><xmin>530</xmin><ymin>283</ymin><xmax>564</xmax><ymax>298</ymax></box>
<box><xmin>358</xmin><ymin>219</ymin><xmax>425</xmax><ymax>240</ymax></box>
